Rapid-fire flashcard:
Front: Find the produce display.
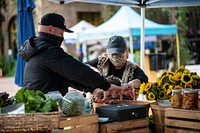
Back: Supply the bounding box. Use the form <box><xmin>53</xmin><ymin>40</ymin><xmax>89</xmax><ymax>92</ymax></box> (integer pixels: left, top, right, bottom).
<box><xmin>45</xmin><ymin>91</ymin><xmax>63</xmax><ymax>104</ymax></box>
<box><xmin>0</xmin><ymin>88</ymin><xmax>58</xmax><ymax>114</ymax></box>
<box><xmin>15</xmin><ymin>88</ymin><xmax>58</xmax><ymax>113</ymax></box>
<box><xmin>182</xmin><ymin>90</ymin><xmax>195</xmax><ymax>109</ymax></box>
<box><xmin>0</xmin><ymin>92</ymin><xmax>14</xmax><ymax>108</ymax></box>
<box><xmin>170</xmin><ymin>89</ymin><xmax>182</xmax><ymax>108</ymax></box>
<box><xmin>61</xmin><ymin>91</ymin><xmax>85</xmax><ymax>116</ymax></box>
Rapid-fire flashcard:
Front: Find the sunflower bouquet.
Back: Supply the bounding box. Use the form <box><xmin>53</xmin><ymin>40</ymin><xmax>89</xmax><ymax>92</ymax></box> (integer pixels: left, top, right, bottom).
<box><xmin>139</xmin><ymin>66</ymin><xmax>200</xmax><ymax>101</ymax></box>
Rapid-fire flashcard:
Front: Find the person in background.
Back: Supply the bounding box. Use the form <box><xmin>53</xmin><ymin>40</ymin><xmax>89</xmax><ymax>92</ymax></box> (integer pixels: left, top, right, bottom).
<box><xmin>76</xmin><ymin>47</ymin><xmax>84</xmax><ymax>63</ymax></box>
<box><xmin>19</xmin><ymin>13</ymin><xmax>122</xmax><ymax>102</ymax></box>
<box><xmin>85</xmin><ymin>35</ymin><xmax>148</xmax><ymax>100</ymax></box>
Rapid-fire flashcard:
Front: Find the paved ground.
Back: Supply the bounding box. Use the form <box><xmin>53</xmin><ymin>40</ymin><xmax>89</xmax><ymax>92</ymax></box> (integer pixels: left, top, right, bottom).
<box><xmin>0</xmin><ymin>77</ymin><xmax>20</xmax><ymax>97</ymax></box>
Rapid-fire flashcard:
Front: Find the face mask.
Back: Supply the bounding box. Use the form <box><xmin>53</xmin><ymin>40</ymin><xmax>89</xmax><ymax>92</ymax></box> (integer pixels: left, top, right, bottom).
<box><xmin>54</xmin><ymin>36</ymin><xmax>64</xmax><ymax>46</ymax></box>
<box><xmin>39</xmin><ymin>32</ymin><xmax>64</xmax><ymax>46</ymax></box>
<box><xmin>109</xmin><ymin>55</ymin><xmax>126</xmax><ymax>69</ymax></box>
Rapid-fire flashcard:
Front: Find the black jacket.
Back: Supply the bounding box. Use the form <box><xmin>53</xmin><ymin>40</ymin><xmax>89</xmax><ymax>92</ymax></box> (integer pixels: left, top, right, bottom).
<box><xmin>19</xmin><ymin>35</ymin><xmax>110</xmax><ymax>96</ymax></box>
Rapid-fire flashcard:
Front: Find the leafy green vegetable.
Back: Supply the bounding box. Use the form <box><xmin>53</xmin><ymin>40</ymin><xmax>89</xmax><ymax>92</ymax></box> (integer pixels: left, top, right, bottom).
<box><xmin>36</xmin><ymin>91</ymin><xmax>46</xmax><ymax>101</ymax></box>
<box><xmin>15</xmin><ymin>88</ymin><xmax>58</xmax><ymax>113</ymax></box>
<box><xmin>15</xmin><ymin>88</ymin><xmax>26</xmax><ymax>103</ymax></box>
<box><xmin>39</xmin><ymin>99</ymin><xmax>54</xmax><ymax>112</ymax></box>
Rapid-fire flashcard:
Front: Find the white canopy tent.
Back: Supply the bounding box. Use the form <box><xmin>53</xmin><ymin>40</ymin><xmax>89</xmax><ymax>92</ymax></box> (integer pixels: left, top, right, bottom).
<box><xmin>78</xmin><ymin>6</ymin><xmax>176</xmax><ymax>41</ymax></box>
<box><xmin>64</xmin><ymin>20</ymin><xmax>96</xmax><ymax>45</ymax></box>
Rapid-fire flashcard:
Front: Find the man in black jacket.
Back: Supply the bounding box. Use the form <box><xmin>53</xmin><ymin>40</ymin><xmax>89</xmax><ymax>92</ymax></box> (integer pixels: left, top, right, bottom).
<box><xmin>19</xmin><ymin>13</ymin><xmax>121</xmax><ymax>102</ymax></box>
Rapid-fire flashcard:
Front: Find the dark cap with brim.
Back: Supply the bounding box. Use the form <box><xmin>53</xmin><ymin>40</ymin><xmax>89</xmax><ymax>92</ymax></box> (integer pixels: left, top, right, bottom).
<box><xmin>38</xmin><ymin>13</ymin><xmax>73</xmax><ymax>33</ymax></box>
<box><xmin>107</xmin><ymin>35</ymin><xmax>126</xmax><ymax>54</ymax></box>
<box><xmin>108</xmin><ymin>47</ymin><xmax>126</xmax><ymax>54</ymax></box>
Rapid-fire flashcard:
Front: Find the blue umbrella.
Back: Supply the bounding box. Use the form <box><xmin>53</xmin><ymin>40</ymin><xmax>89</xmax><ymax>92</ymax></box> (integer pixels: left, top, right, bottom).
<box><xmin>15</xmin><ymin>0</ymin><xmax>36</xmax><ymax>87</ymax></box>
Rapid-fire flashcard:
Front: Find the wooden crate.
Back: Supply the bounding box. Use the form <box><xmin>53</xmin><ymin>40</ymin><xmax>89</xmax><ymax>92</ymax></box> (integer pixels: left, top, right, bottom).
<box><xmin>165</xmin><ymin>108</ymin><xmax>200</xmax><ymax>133</ymax></box>
<box><xmin>99</xmin><ymin>118</ymin><xmax>149</xmax><ymax>133</ymax></box>
<box><xmin>150</xmin><ymin>102</ymin><xmax>170</xmax><ymax>133</ymax></box>
<box><xmin>52</xmin><ymin>113</ymin><xmax>99</xmax><ymax>133</ymax></box>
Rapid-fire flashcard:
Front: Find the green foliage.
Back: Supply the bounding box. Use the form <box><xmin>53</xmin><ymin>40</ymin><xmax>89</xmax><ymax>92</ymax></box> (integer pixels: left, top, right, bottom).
<box><xmin>177</xmin><ymin>8</ymin><xmax>189</xmax><ymax>33</ymax></box>
<box><xmin>162</xmin><ymin>8</ymin><xmax>192</xmax><ymax>66</ymax></box>
<box><xmin>0</xmin><ymin>0</ymin><xmax>7</xmax><ymax>23</ymax></box>
<box><xmin>15</xmin><ymin>88</ymin><xmax>58</xmax><ymax>113</ymax></box>
<box><xmin>176</xmin><ymin>8</ymin><xmax>191</xmax><ymax>65</ymax></box>
<box><xmin>0</xmin><ymin>55</ymin><xmax>16</xmax><ymax>77</ymax></box>
<box><xmin>148</xmin><ymin>115</ymin><xmax>154</xmax><ymax>124</ymax></box>
<box><xmin>148</xmin><ymin>115</ymin><xmax>155</xmax><ymax>133</ymax></box>
<box><xmin>0</xmin><ymin>55</ymin><xmax>5</xmax><ymax>67</ymax></box>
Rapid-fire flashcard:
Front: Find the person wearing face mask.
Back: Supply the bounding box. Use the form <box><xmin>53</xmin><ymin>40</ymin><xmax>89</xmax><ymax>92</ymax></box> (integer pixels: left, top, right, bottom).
<box><xmin>18</xmin><ymin>13</ymin><xmax>122</xmax><ymax>102</ymax></box>
<box><xmin>85</xmin><ymin>35</ymin><xmax>148</xmax><ymax>100</ymax></box>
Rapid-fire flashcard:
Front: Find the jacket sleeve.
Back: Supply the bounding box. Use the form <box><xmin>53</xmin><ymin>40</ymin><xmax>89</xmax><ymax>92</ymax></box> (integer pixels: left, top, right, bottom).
<box><xmin>45</xmin><ymin>47</ymin><xmax>110</xmax><ymax>92</ymax></box>
<box><xmin>67</xmin><ymin>80</ymin><xmax>95</xmax><ymax>93</ymax></box>
<box><xmin>133</xmin><ymin>67</ymin><xmax>148</xmax><ymax>83</ymax></box>
<box><xmin>84</xmin><ymin>58</ymin><xmax>98</xmax><ymax>67</ymax></box>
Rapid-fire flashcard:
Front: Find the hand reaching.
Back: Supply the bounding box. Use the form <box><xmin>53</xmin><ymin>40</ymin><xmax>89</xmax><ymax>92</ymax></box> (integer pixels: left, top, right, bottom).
<box><xmin>93</xmin><ymin>84</ymin><xmax>123</xmax><ymax>103</ymax></box>
<box><xmin>122</xmin><ymin>79</ymin><xmax>141</xmax><ymax>100</ymax></box>
<box><xmin>102</xmin><ymin>84</ymin><xmax>123</xmax><ymax>102</ymax></box>
<box><xmin>93</xmin><ymin>88</ymin><xmax>104</xmax><ymax>103</ymax></box>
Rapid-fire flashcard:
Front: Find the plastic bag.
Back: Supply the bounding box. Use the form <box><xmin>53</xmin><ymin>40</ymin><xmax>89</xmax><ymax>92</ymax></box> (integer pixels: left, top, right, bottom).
<box><xmin>45</xmin><ymin>91</ymin><xmax>63</xmax><ymax>104</ymax></box>
<box><xmin>61</xmin><ymin>91</ymin><xmax>86</xmax><ymax>116</ymax></box>
<box><xmin>0</xmin><ymin>103</ymin><xmax>24</xmax><ymax>114</ymax></box>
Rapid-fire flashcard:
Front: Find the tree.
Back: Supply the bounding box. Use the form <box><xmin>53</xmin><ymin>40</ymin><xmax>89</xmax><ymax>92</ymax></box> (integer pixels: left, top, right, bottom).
<box><xmin>160</xmin><ymin>8</ymin><xmax>193</xmax><ymax>70</ymax></box>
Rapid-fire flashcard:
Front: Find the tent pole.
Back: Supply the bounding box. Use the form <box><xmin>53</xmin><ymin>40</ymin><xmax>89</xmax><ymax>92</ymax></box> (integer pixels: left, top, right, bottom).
<box><xmin>129</xmin><ymin>35</ymin><xmax>134</xmax><ymax>54</ymax></box>
<box><xmin>176</xmin><ymin>34</ymin><xmax>180</xmax><ymax>67</ymax></box>
<box><xmin>76</xmin><ymin>41</ymin><xmax>80</xmax><ymax>50</ymax></box>
<box><xmin>140</xmin><ymin>8</ymin><xmax>145</xmax><ymax>70</ymax></box>
<box><xmin>76</xmin><ymin>33</ymin><xmax>80</xmax><ymax>49</ymax></box>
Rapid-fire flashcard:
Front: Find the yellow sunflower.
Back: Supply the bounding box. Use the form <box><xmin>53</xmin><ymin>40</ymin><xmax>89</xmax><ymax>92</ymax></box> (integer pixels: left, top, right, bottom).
<box><xmin>192</xmin><ymin>75</ymin><xmax>200</xmax><ymax>80</ymax></box>
<box><xmin>153</xmin><ymin>82</ymin><xmax>159</xmax><ymax>90</ymax></box>
<box><xmin>175</xmin><ymin>65</ymin><xmax>185</xmax><ymax>73</ymax></box>
<box><xmin>139</xmin><ymin>83</ymin><xmax>146</xmax><ymax>94</ymax></box>
<box><xmin>183</xmin><ymin>69</ymin><xmax>190</xmax><ymax>74</ymax></box>
<box><xmin>158</xmin><ymin>91</ymin><xmax>165</xmax><ymax>100</ymax></box>
<box><xmin>169</xmin><ymin>75</ymin><xmax>176</xmax><ymax>84</ymax></box>
<box><xmin>166</xmin><ymin>71</ymin><xmax>174</xmax><ymax>76</ymax></box>
<box><xmin>147</xmin><ymin>92</ymin><xmax>156</xmax><ymax>101</ymax></box>
<box><xmin>163</xmin><ymin>83</ymin><xmax>170</xmax><ymax>92</ymax></box>
<box><xmin>166</xmin><ymin>87</ymin><xmax>172</xmax><ymax>96</ymax></box>
<box><xmin>192</xmin><ymin>79</ymin><xmax>198</xmax><ymax>86</ymax></box>
<box><xmin>144</xmin><ymin>82</ymin><xmax>152</xmax><ymax>92</ymax></box>
<box><xmin>172</xmin><ymin>73</ymin><xmax>182</xmax><ymax>82</ymax></box>
<box><xmin>160</xmin><ymin>71</ymin><xmax>168</xmax><ymax>78</ymax></box>
<box><xmin>160</xmin><ymin>75</ymin><xmax>171</xmax><ymax>86</ymax></box>
<box><xmin>156</xmin><ymin>77</ymin><xmax>162</xmax><ymax>86</ymax></box>
<box><xmin>181</xmin><ymin>73</ymin><xmax>193</xmax><ymax>84</ymax></box>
